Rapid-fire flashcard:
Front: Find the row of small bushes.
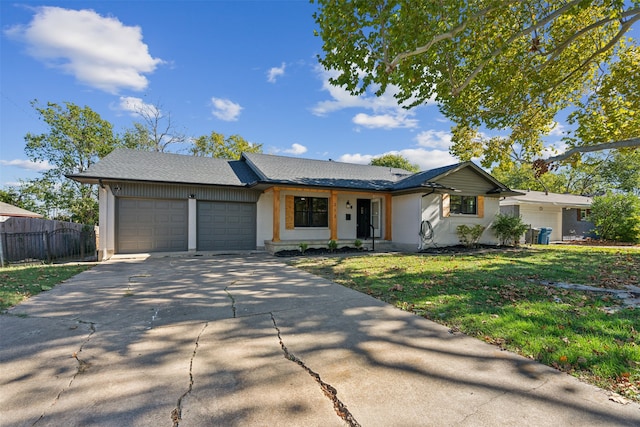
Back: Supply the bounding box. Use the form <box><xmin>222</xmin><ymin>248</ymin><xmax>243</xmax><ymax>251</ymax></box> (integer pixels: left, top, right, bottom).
<box><xmin>456</xmin><ymin>213</ymin><xmax>529</xmax><ymax>248</ymax></box>
<box><xmin>299</xmin><ymin>239</ymin><xmax>363</xmax><ymax>254</ymax></box>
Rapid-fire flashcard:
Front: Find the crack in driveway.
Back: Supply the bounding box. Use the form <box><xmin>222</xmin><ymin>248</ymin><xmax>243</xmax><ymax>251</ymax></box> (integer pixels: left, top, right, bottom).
<box><xmin>269</xmin><ymin>312</ymin><xmax>361</xmax><ymax>427</ymax></box>
<box><xmin>33</xmin><ymin>321</ymin><xmax>96</xmax><ymax>426</ymax></box>
<box><xmin>224</xmin><ymin>281</ymin><xmax>237</xmax><ymax>318</ymax></box>
<box><xmin>171</xmin><ymin>321</ymin><xmax>209</xmax><ymax>427</ymax></box>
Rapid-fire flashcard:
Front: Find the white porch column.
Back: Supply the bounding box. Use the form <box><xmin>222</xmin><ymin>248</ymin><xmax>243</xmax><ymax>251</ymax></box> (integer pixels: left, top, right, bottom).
<box><xmin>188</xmin><ymin>198</ymin><xmax>197</xmax><ymax>251</ymax></box>
<box><xmin>99</xmin><ymin>186</ymin><xmax>116</xmax><ymax>261</ymax></box>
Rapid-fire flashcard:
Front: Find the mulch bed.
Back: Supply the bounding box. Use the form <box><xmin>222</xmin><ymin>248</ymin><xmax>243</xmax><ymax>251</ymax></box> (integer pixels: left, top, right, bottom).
<box><xmin>274</xmin><ymin>247</ymin><xmax>366</xmax><ymax>257</ymax></box>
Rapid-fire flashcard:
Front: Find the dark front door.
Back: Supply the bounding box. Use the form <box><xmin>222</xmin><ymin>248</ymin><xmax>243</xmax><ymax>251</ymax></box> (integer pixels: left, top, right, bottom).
<box><xmin>357</xmin><ymin>199</ymin><xmax>371</xmax><ymax>239</ymax></box>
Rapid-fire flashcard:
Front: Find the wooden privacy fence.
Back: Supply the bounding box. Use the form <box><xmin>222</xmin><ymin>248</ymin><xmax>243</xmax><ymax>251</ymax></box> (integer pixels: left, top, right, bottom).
<box><xmin>0</xmin><ymin>217</ymin><xmax>97</xmax><ymax>265</ymax></box>
<box><xmin>0</xmin><ymin>228</ymin><xmax>96</xmax><ymax>265</ymax></box>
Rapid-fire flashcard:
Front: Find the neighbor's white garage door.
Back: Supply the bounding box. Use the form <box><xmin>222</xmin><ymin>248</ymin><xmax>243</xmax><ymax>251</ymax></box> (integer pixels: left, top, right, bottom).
<box><xmin>519</xmin><ymin>205</ymin><xmax>563</xmax><ymax>241</ymax></box>
<box><xmin>117</xmin><ymin>198</ymin><xmax>188</xmax><ymax>253</ymax></box>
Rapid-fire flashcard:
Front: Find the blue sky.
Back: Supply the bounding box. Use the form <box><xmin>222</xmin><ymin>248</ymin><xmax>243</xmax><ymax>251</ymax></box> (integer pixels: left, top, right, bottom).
<box><xmin>0</xmin><ymin>1</ymin><xmax>604</xmax><ymax>187</ymax></box>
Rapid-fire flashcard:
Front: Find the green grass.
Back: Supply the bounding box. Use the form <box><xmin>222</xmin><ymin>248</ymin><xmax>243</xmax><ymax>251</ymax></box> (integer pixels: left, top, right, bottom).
<box><xmin>0</xmin><ymin>263</ymin><xmax>94</xmax><ymax>310</ymax></box>
<box><xmin>291</xmin><ymin>246</ymin><xmax>640</xmax><ymax>401</ymax></box>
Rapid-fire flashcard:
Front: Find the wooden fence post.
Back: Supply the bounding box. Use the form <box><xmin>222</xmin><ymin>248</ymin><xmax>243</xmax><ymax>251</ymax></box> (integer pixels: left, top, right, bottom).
<box><xmin>44</xmin><ymin>232</ymin><xmax>52</xmax><ymax>263</ymax></box>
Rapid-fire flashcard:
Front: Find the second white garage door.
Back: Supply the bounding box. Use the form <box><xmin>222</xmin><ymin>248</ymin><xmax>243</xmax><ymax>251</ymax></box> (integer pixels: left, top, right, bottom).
<box><xmin>197</xmin><ymin>201</ymin><xmax>256</xmax><ymax>250</ymax></box>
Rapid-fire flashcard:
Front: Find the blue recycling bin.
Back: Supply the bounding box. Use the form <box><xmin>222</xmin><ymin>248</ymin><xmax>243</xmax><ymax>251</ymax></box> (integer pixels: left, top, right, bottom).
<box><xmin>537</xmin><ymin>227</ymin><xmax>552</xmax><ymax>244</ymax></box>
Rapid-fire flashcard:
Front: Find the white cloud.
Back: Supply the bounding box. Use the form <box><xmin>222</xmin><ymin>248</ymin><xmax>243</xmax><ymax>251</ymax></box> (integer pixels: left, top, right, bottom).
<box><xmin>312</xmin><ymin>66</ymin><xmax>431</xmax><ymax>130</ymax></box>
<box><xmin>352</xmin><ymin>113</ymin><xmax>418</xmax><ymax>129</ymax></box>
<box><xmin>312</xmin><ymin>67</ymin><xmax>407</xmax><ymax>116</ymax></box>
<box><xmin>415</xmin><ymin>130</ymin><xmax>452</xmax><ymax>150</ymax></box>
<box><xmin>5</xmin><ymin>6</ymin><xmax>163</xmax><ymax>93</ymax></box>
<box><xmin>117</xmin><ymin>96</ymin><xmax>160</xmax><ymax>117</ymax></box>
<box><xmin>0</xmin><ymin>159</ymin><xmax>53</xmax><ymax>171</ymax></box>
<box><xmin>395</xmin><ymin>148</ymin><xmax>458</xmax><ymax>170</ymax></box>
<box><xmin>210</xmin><ymin>97</ymin><xmax>242</xmax><ymax>121</ymax></box>
<box><xmin>283</xmin><ymin>143</ymin><xmax>307</xmax><ymax>155</ymax></box>
<box><xmin>548</xmin><ymin>121</ymin><xmax>566</xmax><ymax>137</ymax></box>
<box><xmin>337</xmin><ymin>153</ymin><xmax>374</xmax><ymax>164</ymax></box>
<box><xmin>338</xmin><ymin>148</ymin><xmax>457</xmax><ymax>171</ymax></box>
<box><xmin>267</xmin><ymin>62</ymin><xmax>286</xmax><ymax>83</ymax></box>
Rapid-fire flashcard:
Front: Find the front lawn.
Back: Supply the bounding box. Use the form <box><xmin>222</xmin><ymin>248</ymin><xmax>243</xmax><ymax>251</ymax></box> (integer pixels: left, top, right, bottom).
<box><xmin>0</xmin><ymin>264</ymin><xmax>94</xmax><ymax>310</ymax></box>
<box><xmin>291</xmin><ymin>246</ymin><xmax>640</xmax><ymax>401</ymax></box>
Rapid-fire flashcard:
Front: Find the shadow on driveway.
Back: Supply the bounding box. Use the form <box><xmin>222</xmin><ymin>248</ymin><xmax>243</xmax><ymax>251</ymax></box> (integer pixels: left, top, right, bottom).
<box><xmin>1</xmin><ymin>254</ymin><xmax>639</xmax><ymax>426</ymax></box>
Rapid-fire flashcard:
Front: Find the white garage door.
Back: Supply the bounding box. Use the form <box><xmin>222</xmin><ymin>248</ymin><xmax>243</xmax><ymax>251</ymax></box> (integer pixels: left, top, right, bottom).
<box><xmin>117</xmin><ymin>198</ymin><xmax>188</xmax><ymax>253</ymax></box>
<box><xmin>197</xmin><ymin>201</ymin><xmax>256</xmax><ymax>250</ymax></box>
<box><xmin>520</xmin><ymin>205</ymin><xmax>563</xmax><ymax>241</ymax></box>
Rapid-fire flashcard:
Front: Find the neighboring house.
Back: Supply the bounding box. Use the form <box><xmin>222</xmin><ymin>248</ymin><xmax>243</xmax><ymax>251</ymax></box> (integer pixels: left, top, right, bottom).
<box><xmin>69</xmin><ymin>148</ymin><xmax>520</xmax><ymax>260</ymax></box>
<box><xmin>0</xmin><ymin>201</ymin><xmax>43</xmax><ymax>219</ymax></box>
<box><xmin>500</xmin><ymin>190</ymin><xmax>595</xmax><ymax>242</ymax></box>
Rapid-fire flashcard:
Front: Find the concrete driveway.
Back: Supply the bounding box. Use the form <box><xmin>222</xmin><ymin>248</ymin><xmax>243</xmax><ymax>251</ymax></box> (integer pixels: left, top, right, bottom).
<box><xmin>1</xmin><ymin>254</ymin><xmax>639</xmax><ymax>427</ymax></box>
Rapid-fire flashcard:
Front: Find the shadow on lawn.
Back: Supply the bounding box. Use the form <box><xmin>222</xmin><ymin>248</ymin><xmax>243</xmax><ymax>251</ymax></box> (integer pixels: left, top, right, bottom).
<box><xmin>297</xmin><ymin>248</ymin><xmax>639</xmax><ymax>397</ymax></box>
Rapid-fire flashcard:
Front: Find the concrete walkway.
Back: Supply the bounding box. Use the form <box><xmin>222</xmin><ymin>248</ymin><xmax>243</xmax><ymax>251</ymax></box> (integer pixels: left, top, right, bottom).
<box><xmin>1</xmin><ymin>254</ymin><xmax>638</xmax><ymax>427</ymax></box>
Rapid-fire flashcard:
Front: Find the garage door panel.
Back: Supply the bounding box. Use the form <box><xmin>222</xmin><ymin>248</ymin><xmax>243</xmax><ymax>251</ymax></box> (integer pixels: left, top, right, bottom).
<box><xmin>117</xmin><ymin>198</ymin><xmax>187</xmax><ymax>253</ymax></box>
<box><xmin>197</xmin><ymin>201</ymin><xmax>256</xmax><ymax>251</ymax></box>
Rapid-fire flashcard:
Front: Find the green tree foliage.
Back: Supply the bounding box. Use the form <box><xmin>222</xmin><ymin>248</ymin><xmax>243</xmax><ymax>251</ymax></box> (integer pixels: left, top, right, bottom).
<box><xmin>313</xmin><ymin>1</ymin><xmax>640</xmax><ymax>168</ymax></box>
<box><xmin>491</xmin><ymin>155</ymin><xmax>611</xmax><ymax>196</ymax></box>
<box><xmin>22</xmin><ymin>101</ymin><xmax>118</xmax><ymax>224</ymax></box>
<box><xmin>601</xmin><ymin>149</ymin><xmax>640</xmax><ymax>195</ymax></box>
<box><xmin>370</xmin><ymin>153</ymin><xmax>419</xmax><ymax>172</ymax></box>
<box><xmin>189</xmin><ymin>132</ymin><xmax>262</xmax><ymax>159</ymax></box>
<box><xmin>0</xmin><ymin>188</ymin><xmax>33</xmax><ymax>211</ymax></box>
<box><xmin>590</xmin><ymin>193</ymin><xmax>640</xmax><ymax>243</ymax></box>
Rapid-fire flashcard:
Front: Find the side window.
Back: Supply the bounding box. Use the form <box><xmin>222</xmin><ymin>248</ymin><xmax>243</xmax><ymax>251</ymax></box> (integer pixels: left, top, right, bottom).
<box><xmin>578</xmin><ymin>209</ymin><xmax>591</xmax><ymax>222</ymax></box>
<box><xmin>450</xmin><ymin>195</ymin><xmax>477</xmax><ymax>215</ymax></box>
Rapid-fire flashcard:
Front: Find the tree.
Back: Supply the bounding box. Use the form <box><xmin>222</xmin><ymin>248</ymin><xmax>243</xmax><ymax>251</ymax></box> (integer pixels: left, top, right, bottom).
<box><xmin>188</xmin><ymin>132</ymin><xmax>262</xmax><ymax>159</ymax></box>
<box><xmin>491</xmin><ymin>154</ymin><xmax>611</xmax><ymax>196</ymax></box>
<box><xmin>601</xmin><ymin>149</ymin><xmax>640</xmax><ymax>195</ymax></box>
<box><xmin>0</xmin><ymin>187</ymin><xmax>38</xmax><ymax>213</ymax></box>
<box><xmin>121</xmin><ymin>100</ymin><xmax>186</xmax><ymax>152</ymax></box>
<box><xmin>23</xmin><ymin>101</ymin><xmax>118</xmax><ymax>224</ymax></box>
<box><xmin>370</xmin><ymin>153</ymin><xmax>419</xmax><ymax>172</ymax></box>
<box><xmin>590</xmin><ymin>193</ymin><xmax>640</xmax><ymax>243</ymax></box>
<box><xmin>313</xmin><ymin>1</ymin><xmax>640</xmax><ymax>168</ymax></box>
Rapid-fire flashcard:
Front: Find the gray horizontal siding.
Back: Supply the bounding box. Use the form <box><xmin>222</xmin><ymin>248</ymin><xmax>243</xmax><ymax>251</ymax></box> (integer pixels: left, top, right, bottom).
<box><xmin>110</xmin><ymin>182</ymin><xmax>261</xmax><ymax>202</ymax></box>
<box><xmin>435</xmin><ymin>168</ymin><xmax>495</xmax><ymax>195</ymax></box>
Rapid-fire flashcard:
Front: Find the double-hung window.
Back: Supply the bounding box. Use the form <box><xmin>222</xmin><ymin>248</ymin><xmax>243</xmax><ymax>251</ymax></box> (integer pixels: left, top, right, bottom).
<box><xmin>294</xmin><ymin>197</ymin><xmax>328</xmax><ymax>227</ymax></box>
<box><xmin>578</xmin><ymin>209</ymin><xmax>591</xmax><ymax>222</ymax></box>
<box><xmin>450</xmin><ymin>195</ymin><xmax>477</xmax><ymax>215</ymax></box>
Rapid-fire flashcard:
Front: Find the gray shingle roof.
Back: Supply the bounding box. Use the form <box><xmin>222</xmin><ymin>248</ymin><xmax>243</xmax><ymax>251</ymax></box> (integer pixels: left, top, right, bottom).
<box><xmin>69</xmin><ymin>149</ymin><xmax>518</xmax><ymax>195</ymax></box>
<box><xmin>0</xmin><ymin>201</ymin><xmax>43</xmax><ymax>218</ymax></box>
<box><xmin>69</xmin><ymin>148</ymin><xmax>259</xmax><ymax>186</ymax></box>
<box><xmin>391</xmin><ymin>163</ymin><xmax>462</xmax><ymax>191</ymax></box>
<box><xmin>242</xmin><ymin>152</ymin><xmax>413</xmax><ymax>190</ymax></box>
<box><xmin>502</xmin><ymin>190</ymin><xmax>593</xmax><ymax>207</ymax></box>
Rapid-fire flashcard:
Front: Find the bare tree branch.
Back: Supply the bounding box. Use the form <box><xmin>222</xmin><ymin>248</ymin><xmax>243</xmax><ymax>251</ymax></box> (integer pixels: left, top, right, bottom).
<box><xmin>542</xmin><ymin>12</ymin><xmax>640</xmax><ymax>99</ymax></box>
<box><xmin>544</xmin><ymin>138</ymin><xmax>640</xmax><ymax>164</ymax></box>
<box><xmin>385</xmin><ymin>4</ymin><xmax>512</xmax><ymax>72</ymax></box>
<box><xmin>544</xmin><ymin>8</ymin><xmax>640</xmax><ymax>63</ymax></box>
<box><xmin>451</xmin><ymin>0</ymin><xmax>585</xmax><ymax>96</ymax></box>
